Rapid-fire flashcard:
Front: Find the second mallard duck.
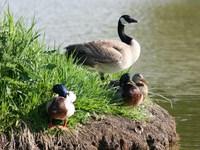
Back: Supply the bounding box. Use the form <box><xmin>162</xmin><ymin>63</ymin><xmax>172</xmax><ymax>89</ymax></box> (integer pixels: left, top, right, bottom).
<box><xmin>119</xmin><ymin>73</ymin><xmax>148</xmax><ymax>107</ymax></box>
<box><xmin>119</xmin><ymin>73</ymin><xmax>143</xmax><ymax>106</ymax></box>
<box><xmin>46</xmin><ymin>84</ymin><xmax>76</xmax><ymax>130</ymax></box>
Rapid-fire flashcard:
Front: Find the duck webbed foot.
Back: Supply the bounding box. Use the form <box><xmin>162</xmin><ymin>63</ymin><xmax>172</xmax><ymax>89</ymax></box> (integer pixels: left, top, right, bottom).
<box><xmin>58</xmin><ymin>125</ymin><xmax>68</xmax><ymax>130</ymax></box>
<box><xmin>50</xmin><ymin>125</ymin><xmax>56</xmax><ymax>129</ymax></box>
<box><xmin>58</xmin><ymin>117</ymin><xmax>68</xmax><ymax>130</ymax></box>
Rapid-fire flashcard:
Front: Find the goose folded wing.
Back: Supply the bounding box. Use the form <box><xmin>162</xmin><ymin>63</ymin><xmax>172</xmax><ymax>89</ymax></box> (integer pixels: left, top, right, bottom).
<box><xmin>65</xmin><ymin>40</ymin><xmax>123</xmax><ymax>67</ymax></box>
<box><xmin>88</xmin><ymin>40</ymin><xmax>123</xmax><ymax>63</ymax></box>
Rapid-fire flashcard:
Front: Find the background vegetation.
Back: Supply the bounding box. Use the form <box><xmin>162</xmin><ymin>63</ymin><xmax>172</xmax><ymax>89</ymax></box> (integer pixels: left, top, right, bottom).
<box><xmin>0</xmin><ymin>8</ymin><xmax>150</xmax><ymax>133</ymax></box>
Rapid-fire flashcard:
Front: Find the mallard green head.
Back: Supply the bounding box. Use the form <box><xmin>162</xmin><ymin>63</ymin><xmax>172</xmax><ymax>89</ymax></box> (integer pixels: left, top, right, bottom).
<box><xmin>52</xmin><ymin>84</ymin><xmax>68</xmax><ymax>98</ymax></box>
<box><xmin>132</xmin><ymin>73</ymin><xmax>148</xmax><ymax>84</ymax></box>
<box><xmin>119</xmin><ymin>73</ymin><xmax>133</xmax><ymax>87</ymax></box>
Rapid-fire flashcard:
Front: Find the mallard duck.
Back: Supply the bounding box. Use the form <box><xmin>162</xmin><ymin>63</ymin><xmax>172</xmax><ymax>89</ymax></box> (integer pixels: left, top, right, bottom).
<box><xmin>65</xmin><ymin>15</ymin><xmax>140</xmax><ymax>80</ymax></box>
<box><xmin>119</xmin><ymin>73</ymin><xmax>143</xmax><ymax>107</ymax></box>
<box><xmin>132</xmin><ymin>73</ymin><xmax>148</xmax><ymax>100</ymax></box>
<box><xmin>46</xmin><ymin>84</ymin><xmax>76</xmax><ymax>130</ymax></box>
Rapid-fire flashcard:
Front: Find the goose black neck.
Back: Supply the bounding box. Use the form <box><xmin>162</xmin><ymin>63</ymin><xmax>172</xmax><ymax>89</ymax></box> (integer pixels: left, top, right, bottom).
<box><xmin>118</xmin><ymin>21</ymin><xmax>132</xmax><ymax>45</ymax></box>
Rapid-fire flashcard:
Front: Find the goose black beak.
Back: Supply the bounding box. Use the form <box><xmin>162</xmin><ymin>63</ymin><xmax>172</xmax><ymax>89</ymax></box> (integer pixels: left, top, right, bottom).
<box><xmin>130</xmin><ymin>18</ymin><xmax>138</xmax><ymax>23</ymax></box>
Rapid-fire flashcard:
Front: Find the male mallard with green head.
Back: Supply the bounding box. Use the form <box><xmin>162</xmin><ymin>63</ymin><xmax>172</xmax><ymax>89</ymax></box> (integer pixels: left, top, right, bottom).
<box><xmin>46</xmin><ymin>84</ymin><xmax>76</xmax><ymax>130</ymax></box>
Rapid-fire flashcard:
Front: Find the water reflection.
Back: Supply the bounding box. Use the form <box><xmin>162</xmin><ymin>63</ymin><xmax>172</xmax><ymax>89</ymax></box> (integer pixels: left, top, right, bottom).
<box><xmin>137</xmin><ymin>2</ymin><xmax>200</xmax><ymax>148</ymax></box>
<box><xmin>3</xmin><ymin>0</ymin><xmax>200</xmax><ymax>149</ymax></box>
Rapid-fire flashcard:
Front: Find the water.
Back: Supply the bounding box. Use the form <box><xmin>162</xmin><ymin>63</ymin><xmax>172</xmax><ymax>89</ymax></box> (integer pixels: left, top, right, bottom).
<box><xmin>3</xmin><ymin>0</ymin><xmax>200</xmax><ymax>149</ymax></box>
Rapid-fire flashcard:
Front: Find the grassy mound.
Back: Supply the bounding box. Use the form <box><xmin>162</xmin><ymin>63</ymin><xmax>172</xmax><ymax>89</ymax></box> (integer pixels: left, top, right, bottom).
<box><xmin>0</xmin><ymin>8</ymin><xmax>150</xmax><ymax>133</ymax></box>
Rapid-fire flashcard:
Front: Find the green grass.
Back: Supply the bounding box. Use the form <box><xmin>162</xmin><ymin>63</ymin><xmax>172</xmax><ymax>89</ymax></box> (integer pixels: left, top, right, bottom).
<box><xmin>0</xmin><ymin>7</ymin><xmax>150</xmax><ymax>133</ymax></box>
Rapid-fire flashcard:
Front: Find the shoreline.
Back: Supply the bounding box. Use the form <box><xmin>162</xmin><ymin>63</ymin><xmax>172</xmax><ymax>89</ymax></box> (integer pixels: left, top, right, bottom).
<box><xmin>0</xmin><ymin>103</ymin><xmax>179</xmax><ymax>150</ymax></box>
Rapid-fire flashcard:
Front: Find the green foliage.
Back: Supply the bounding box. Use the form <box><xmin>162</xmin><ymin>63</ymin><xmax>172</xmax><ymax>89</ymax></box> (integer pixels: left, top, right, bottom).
<box><xmin>0</xmin><ymin>8</ymin><xmax>150</xmax><ymax>133</ymax></box>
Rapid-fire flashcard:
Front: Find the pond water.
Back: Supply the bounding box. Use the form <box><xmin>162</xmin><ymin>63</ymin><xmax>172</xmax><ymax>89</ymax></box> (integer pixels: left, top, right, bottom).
<box><xmin>4</xmin><ymin>0</ymin><xmax>200</xmax><ymax>149</ymax></box>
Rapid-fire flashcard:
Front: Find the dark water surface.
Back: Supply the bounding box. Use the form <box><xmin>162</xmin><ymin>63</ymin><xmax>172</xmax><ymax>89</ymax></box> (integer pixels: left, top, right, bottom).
<box><xmin>3</xmin><ymin>0</ymin><xmax>200</xmax><ymax>149</ymax></box>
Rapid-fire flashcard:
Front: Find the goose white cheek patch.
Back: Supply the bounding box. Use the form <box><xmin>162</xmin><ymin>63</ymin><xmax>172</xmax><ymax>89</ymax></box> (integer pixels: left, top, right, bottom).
<box><xmin>120</xmin><ymin>18</ymin><xmax>128</xmax><ymax>25</ymax></box>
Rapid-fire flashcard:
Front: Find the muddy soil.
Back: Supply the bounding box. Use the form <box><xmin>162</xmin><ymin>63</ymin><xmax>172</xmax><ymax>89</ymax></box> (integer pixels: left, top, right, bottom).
<box><xmin>0</xmin><ymin>104</ymin><xmax>179</xmax><ymax>150</ymax></box>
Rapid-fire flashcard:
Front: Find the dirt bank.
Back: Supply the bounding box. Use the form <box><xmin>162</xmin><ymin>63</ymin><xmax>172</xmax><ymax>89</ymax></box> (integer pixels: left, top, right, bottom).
<box><xmin>0</xmin><ymin>103</ymin><xmax>179</xmax><ymax>150</ymax></box>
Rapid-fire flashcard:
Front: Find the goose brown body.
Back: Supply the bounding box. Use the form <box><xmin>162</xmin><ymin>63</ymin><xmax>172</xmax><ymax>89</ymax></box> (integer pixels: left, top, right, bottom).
<box><xmin>66</xmin><ymin>39</ymin><xmax>140</xmax><ymax>74</ymax></box>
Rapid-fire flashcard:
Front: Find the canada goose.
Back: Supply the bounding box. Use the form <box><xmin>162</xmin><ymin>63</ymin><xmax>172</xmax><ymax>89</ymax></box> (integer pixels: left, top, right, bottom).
<box><xmin>119</xmin><ymin>73</ymin><xmax>143</xmax><ymax>107</ymax></box>
<box><xmin>46</xmin><ymin>84</ymin><xmax>76</xmax><ymax>130</ymax></box>
<box><xmin>65</xmin><ymin>15</ymin><xmax>141</xmax><ymax>80</ymax></box>
<box><xmin>132</xmin><ymin>73</ymin><xmax>148</xmax><ymax>100</ymax></box>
